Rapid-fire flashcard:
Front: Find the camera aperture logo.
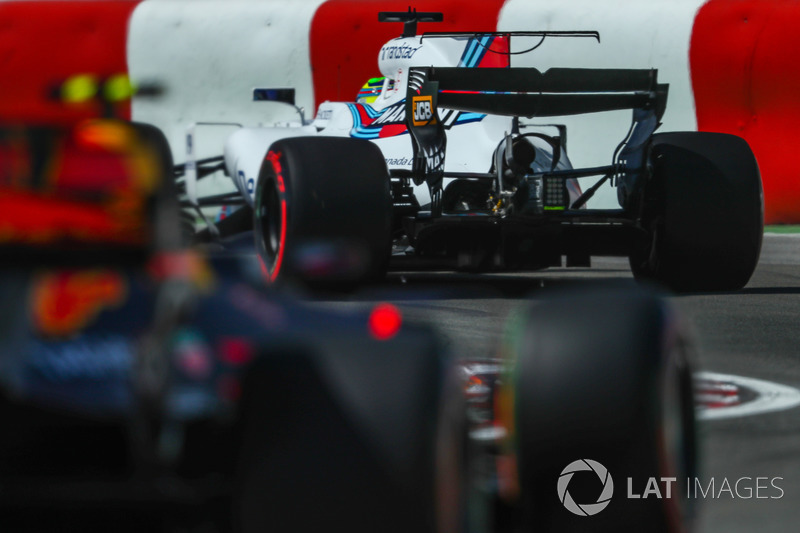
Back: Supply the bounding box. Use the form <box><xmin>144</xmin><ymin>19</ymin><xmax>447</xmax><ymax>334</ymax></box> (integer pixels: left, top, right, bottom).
<box><xmin>557</xmin><ymin>459</ymin><xmax>614</xmax><ymax>516</ymax></box>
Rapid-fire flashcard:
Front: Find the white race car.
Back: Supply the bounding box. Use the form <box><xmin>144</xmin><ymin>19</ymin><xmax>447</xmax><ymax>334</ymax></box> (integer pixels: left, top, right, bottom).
<box><xmin>177</xmin><ymin>9</ymin><xmax>763</xmax><ymax>292</ymax></box>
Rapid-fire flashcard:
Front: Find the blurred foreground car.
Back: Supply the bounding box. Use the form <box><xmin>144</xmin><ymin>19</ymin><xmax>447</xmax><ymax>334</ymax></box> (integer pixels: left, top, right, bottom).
<box><xmin>0</xmin><ymin>115</ymin><xmax>450</xmax><ymax>531</ymax></box>
<box><xmin>177</xmin><ymin>9</ymin><xmax>763</xmax><ymax>292</ymax></box>
<box><xmin>0</xmin><ymin>83</ymin><xmax>698</xmax><ymax>532</ymax></box>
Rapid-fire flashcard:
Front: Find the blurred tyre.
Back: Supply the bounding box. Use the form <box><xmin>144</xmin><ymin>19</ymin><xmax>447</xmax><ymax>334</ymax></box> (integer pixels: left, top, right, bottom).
<box><xmin>498</xmin><ymin>285</ymin><xmax>697</xmax><ymax>532</ymax></box>
<box><xmin>130</xmin><ymin>121</ymin><xmax>185</xmax><ymax>251</ymax></box>
<box><xmin>232</xmin><ymin>325</ymin><xmax>465</xmax><ymax>533</ymax></box>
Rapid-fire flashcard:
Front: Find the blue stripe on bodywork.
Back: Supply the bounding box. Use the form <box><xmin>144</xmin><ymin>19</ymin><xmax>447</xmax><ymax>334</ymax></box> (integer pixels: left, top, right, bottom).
<box><xmin>347</xmin><ymin>103</ymin><xmax>385</xmax><ymax>139</ymax></box>
<box><xmin>458</xmin><ymin>35</ymin><xmax>494</xmax><ymax>68</ymax></box>
<box><xmin>459</xmin><ymin>38</ymin><xmax>479</xmax><ymax>67</ymax></box>
<box><xmin>470</xmin><ymin>35</ymin><xmax>493</xmax><ymax>67</ymax></box>
<box><xmin>455</xmin><ymin>112</ymin><xmax>486</xmax><ymax>124</ymax></box>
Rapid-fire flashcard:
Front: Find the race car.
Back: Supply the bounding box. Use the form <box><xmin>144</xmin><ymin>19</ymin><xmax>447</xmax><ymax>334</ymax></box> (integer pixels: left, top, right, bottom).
<box><xmin>0</xmin><ymin>112</ymin><xmax>454</xmax><ymax>531</ymax></box>
<box><xmin>178</xmin><ymin>9</ymin><xmax>763</xmax><ymax>292</ymax></box>
<box><xmin>0</xmin><ymin>75</ymin><xmax>698</xmax><ymax>532</ymax></box>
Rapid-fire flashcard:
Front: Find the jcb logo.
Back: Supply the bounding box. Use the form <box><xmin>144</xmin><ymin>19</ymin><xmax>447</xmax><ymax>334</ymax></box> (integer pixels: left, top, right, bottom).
<box><xmin>412</xmin><ymin>96</ymin><xmax>436</xmax><ymax>126</ymax></box>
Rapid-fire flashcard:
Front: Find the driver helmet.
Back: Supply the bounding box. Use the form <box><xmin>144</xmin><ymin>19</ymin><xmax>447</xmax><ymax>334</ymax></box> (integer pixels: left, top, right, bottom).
<box><xmin>356</xmin><ymin>77</ymin><xmax>386</xmax><ymax>105</ymax></box>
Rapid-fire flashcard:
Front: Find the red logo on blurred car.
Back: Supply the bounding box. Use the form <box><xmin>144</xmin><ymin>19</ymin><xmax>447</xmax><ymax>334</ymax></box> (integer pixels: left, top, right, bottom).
<box><xmin>32</xmin><ymin>270</ymin><xmax>127</xmax><ymax>337</ymax></box>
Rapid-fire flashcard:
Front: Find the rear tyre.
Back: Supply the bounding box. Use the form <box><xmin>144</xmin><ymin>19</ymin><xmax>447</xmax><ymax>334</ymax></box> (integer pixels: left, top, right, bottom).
<box><xmin>502</xmin><ymin>285</ymin><xmax>697</xmax><ymax>532</ymax></box>
<box><xmin>253</xmin><ymin>137</ymin><xmax>392</xmax><ymax>288</ymax></box>
<box><xmin>630</xmin><ymin>132</ymin><xmax>763</xmax><ymax>292</ymax></box>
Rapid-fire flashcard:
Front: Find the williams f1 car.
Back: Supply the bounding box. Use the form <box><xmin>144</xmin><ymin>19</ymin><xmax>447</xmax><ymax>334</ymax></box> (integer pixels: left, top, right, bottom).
<box><xmin>178</xmin><ymin>9</ymin><xmax>763</xmax><ymax>292</ymax></box>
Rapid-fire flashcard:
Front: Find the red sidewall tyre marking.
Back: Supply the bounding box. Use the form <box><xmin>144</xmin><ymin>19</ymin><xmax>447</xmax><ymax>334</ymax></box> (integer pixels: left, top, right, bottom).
<box><xmin>264</xmin><ymin>151</ymin><xmax>288</xmax><ymax>283</ymax></box>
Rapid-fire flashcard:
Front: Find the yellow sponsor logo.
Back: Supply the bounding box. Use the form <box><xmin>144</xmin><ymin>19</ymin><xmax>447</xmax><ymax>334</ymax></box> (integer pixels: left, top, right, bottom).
<box><xmin>411</xmin><ymin>95</ymin><xmax>436</xmax><ymax>127</ymax></box>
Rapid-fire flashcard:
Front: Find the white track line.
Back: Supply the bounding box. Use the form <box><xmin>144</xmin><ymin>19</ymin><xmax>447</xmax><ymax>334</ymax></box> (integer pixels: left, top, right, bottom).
<box><xmin>764</xmin><ymin>232</ymin><xmax>800</xmax><ymax>238</ymax></box>
<box><xmin>695</xmin><ymin>372</ymin><xmax>800</xmax><ymax>421</ymax></box>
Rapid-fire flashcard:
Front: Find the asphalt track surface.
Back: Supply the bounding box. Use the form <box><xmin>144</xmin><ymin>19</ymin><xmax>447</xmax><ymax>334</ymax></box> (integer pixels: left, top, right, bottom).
<box><xmin>306</xmin><ymin>233</ymin><xmax>800</xmax><ymax>533</ymax></box>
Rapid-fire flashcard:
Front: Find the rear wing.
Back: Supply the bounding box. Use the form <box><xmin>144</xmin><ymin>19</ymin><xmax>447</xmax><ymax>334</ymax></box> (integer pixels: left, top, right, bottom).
<box><xmin>405</xmin><ymin>66</ymin><xmax>668</xmax><ymax>194</ymax></box>
<box><xmin>414</xmin><ymin>66</ymin><xmax>668</xmax><ymax>119</ymax></box>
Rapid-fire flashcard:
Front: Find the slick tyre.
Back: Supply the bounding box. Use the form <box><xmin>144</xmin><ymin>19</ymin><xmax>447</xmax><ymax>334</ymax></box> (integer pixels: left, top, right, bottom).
<box><xmin>504</xmin><ymin>285</ymin><xmax>697</xmax><ymax>532</ymax></box>
<box><xmin>130</xmin><ymin>122</ymin><xmax>185</xmax><ymax>249</ymax></box>
<box><xmin>253</xmin><ymin>137</ymin><xmax>392</xmax><ymax>288</ymax></box>
<box><xmin>630</xmin><ymin>132</ymin><xmax>763</xmax><ymax>292</ymax></box>
<box><xmin>232</xmin><ymin>329</ymin><xmax>464</xmax><ymax>533</ymax></box>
